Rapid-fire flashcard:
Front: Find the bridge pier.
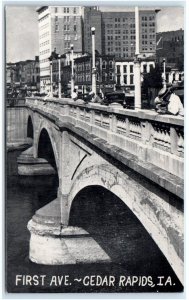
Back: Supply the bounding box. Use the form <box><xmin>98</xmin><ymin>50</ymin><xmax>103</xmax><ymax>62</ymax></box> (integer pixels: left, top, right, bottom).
<box><xmin>27</xmin><ymin>197</ymin><xmax>111</xmax><ymax>265</ymax></box>
<box><xmin>17</xmin><ymin>146</ymin><xmax>56</xmax><ymax>176</ymax></box>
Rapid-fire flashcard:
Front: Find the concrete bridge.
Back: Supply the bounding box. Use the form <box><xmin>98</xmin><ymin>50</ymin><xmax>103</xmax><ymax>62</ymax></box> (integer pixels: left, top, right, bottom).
<box><xmin>16</xmin><ymin>97</ymin><xmax>184</xmax><ymax>284</ymax></box>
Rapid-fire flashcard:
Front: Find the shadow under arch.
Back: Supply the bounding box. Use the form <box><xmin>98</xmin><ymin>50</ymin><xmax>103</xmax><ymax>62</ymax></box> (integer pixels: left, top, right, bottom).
<box><xmin>69</xmin><ymin>185</ymin><xmax>183</xmax><ymax>291</ymax></box>
<box><xmin>27</xmin><ymin>115</ymin><xmax>33</xmax><ymax>139</ymax></box>
<box><xmin>37</xmin><ymin>128</ymin><xmax>58</xmax><ymax>172</ymax></box>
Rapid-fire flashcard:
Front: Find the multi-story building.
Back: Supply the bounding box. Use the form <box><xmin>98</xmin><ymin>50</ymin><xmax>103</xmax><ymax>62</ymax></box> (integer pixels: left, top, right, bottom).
<box><xmin>82</xmin><ymin>7</ymin><xmax>102</xmax><ymax>54</ymax></box>
<box><xmin>102</xmin><ymin>9</ymin><xmax>159</xmax><ymax>58</ymax></box>
<box><xmin>37</xmin><ymin>6</ymin><xmax>159</xmax><ymax>91</ymax></box>
<box><xmin>6</xmin><ymin>63</ymin><xmax>16</xmax><ymax>87</ymax></box>
<box><xmin>74</xmin><ymin>53</ymin><xmax>115</xmax><ymax>93</ymax></box>
<box><xmin>156</xmin><ymin>29</ymin><xmax>184</xmax><ymax>70</ymax></box>
<box><xmin>6</xmin><ymin>57</ymin><xmax>40</xmax><ymax>91</ymax></box>
<box><xmin>37</xmin><ymin>6</ymin><xmax>83</xmax><ymax>91</ymax></box>
<box><xmin>115</xmin><ymin>57</ymin><xmax>155</xmax><ymax>89</ymax></box>
<box><xmin>51</xmin><ymin>50</ymin><xmax>83</xmax><ymax>93</ymax></box>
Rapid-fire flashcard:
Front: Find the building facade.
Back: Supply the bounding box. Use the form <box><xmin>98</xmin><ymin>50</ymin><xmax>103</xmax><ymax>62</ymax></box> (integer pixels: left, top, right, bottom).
<box><xmin>82</xmin><ymin>7</ymin><xmax>102</xmax><ymax>54</ymax></box>
<box><xmin>6</xmin><ymin>57</ymin><xmax>40</xmax><ymax>91</ymax></box>
<box><xmin>102</xmin><ymin>9</ymin><xmax>159</xmax><ymax>58</ymax></box>
<box><xmin>51</xmin><ymin>50</ymin><xmax>83</xmax><ymax>94</ymax></box>
<box><xmin>115</xmin><ymin>58</ymin><xmax>155</xmax><ymax>89</ymax></box>
<box><xmin>37</xmin><ymin>6</ymin><xmax>83</xmax><ymax>91</ymax></box>
<box><xmin>156</xmin><ymin>29</ymin><xmax>184</xmax><ymax>70</ymax></box>
<box><xmin>74</xmin><ymin>53</ymin><xmax>116</xmax><ymax>93</ymax></box>
<box><xmin>37</xmin><ymin>6</ymin><xmax>159</xmax><ymax>92</ymax></box>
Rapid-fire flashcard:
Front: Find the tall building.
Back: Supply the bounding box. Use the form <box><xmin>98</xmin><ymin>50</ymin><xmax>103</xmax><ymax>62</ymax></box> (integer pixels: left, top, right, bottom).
<box><xmin>101</xmin><ymin>9</ymin><xmax>159</xmax><ymax>58</ymax></box>
<box><xmin>37</xmin><ymin>6</ymin><xmax>159</xmax><ymax>92</ymax></box>
<box><xmin>37</xmin><ymin>6</ymin><xmax>83</xmax><ymax>91</ymax></box>
<box><xmin>156</xmin><ymin>29</ymin><xmax>184</xmax><ymax>70</ymax></box>
<box><xmin>82</xmin><ymin>7</ymin><xmax>102</xmax><ymax>54</ymax></box>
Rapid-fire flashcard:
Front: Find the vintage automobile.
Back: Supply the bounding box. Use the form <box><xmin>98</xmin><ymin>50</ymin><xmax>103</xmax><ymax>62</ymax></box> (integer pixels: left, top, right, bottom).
<box><xmin>102</xmin><ymin>91</ymin><xmax>126</xmax><ymax>107</ymax></box>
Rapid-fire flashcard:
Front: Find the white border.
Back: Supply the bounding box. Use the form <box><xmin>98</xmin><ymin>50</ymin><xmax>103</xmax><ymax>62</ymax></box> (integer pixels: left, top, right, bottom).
<box><xmin>1</xmin><ymin>1</ymin><xmax>188</xmax><ymax>300</ymax></box>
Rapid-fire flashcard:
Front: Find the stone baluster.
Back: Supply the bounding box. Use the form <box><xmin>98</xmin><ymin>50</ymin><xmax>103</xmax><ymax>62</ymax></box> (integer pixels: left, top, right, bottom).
<box><xmin>177</xmin><ymin>132</ymin><xmax>184</xmax><ymax>156</ymax></box>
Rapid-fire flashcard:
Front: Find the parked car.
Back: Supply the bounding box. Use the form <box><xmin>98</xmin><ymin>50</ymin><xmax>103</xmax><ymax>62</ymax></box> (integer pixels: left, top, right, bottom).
<box><xmin>102</xmin><ymin>92</ymin><xmax>126</xmax><ymax>107</ymax></box>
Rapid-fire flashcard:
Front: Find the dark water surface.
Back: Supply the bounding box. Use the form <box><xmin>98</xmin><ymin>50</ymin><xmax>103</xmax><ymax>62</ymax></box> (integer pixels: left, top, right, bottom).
<box><xmin>6</xmin><ymin>150</ymin><xmax>183</xmax><ymax>293</ymax></box>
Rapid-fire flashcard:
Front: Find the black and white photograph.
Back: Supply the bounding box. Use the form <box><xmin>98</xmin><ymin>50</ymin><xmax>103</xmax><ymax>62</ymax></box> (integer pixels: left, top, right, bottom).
<box><xmin>5</xmin><ymin>2</ymin><xmax>184</xmax><ymax>294</ymax></box>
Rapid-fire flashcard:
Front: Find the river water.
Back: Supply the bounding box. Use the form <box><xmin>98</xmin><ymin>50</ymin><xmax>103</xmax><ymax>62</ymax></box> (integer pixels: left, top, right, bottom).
<box><xmin>6</xmin><ymin>150</ymin><xmax>183</xmax><ymax>293</ymax></box>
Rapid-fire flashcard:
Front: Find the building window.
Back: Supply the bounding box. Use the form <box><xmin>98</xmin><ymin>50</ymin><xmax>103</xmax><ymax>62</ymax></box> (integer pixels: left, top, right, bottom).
<box><xmin>130</xmin><ymin>75</ymin><xmax>134</xmax><ymax>84</ymax></box>
<box><xmin>123</xmin><ymin>65</ymin><xmax>127</xmax><ymax>73</ymax></box>
<box><xmin>117</xmin><ymin>65</ymin><xmax>120</xmax><ymax>74</ymax></box>
<box><xmin>102</xmin><ymin>72</ymin><xmax>107</xmax><ymax>81</ymax></box>
<box><xmin>109</xmin><ymin>61</ymin><xmax>113</xmax><ymax>69</ymax></box>
<box><xmin>55</xmin><ymin>16</ymin><xmax>58</xmax><ymax>22</ymax></box>
<box><xmin>64</xmin><ymin>25</ymin><xmax>70</xmax><ymax>31</ymax></box>
<box><xmin>73</xmin><ymin>7</ymin><xmax>77</xmax><ymax>14</ymax></box>
<box><xmin>74</xmin><ymin>25</ymin><xmax>77</xmax><ymax>32</ymax></box>
<box><xmin>74</xmin><ymin>34</ymin><xmax>78</xmax><ymax>40</ymax></box>
<box><xmin>123</xmin><ymin>75</ymin><xmax>127</xmax><ymax>84</ymax></box>
<box><xmin>55</xmin><ymin>7</ymin><xmax>58</xmax><ymax>13</ymax></box>
<box><xmin>64</xmin><ymin>16</ymin><xmax>69</xmax><ymax>22</ymax></box>
<box><xmin>64</xmin><ymin>7</ymin><xmax>69</xmax><ymax>13</ymax></box>
<box><xmin>109</xmin><ymin>72</ymin><xmax>113</xmax><ymax>80</ymax></box>
<box><xmin>117</xmin><ymin>75</ymin><xmax>121</xmax><ymax>85</ymax></box>
<box><xmin>102</xmin><ymin>61</ymin><xmax>106</xmax><ymax>69</ymax></box>
<box><xmin>74</xmin><ymin>16</ymin><xmax>76</xmax><ymax>23</ymax></box>
<box><xmin>143</xmin><ymin>64</ymin><xmax>147</xmax><ymax>73</ymax></box>
<box><xmin>130</xmin><ymin>65</ymin><xmax>133</xmax><ymax>73</ymax></box>
<box><xmin>55</xmin><ymin>24</ymin><xmax>59</xmax><ymax>32</ymax></box>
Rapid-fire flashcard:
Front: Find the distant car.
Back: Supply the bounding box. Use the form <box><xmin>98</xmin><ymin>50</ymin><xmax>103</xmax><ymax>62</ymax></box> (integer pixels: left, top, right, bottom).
<box><xmin>102</xmin><ymin>92</ymin><xmax>126</xmax><ymax>107</ymax></box>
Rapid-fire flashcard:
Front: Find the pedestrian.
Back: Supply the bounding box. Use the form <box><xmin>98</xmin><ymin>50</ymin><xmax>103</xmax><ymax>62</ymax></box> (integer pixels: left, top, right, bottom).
<box><xmin>72</xmin><ymin>88</ymin><xmax>78</xmax><ymax>101</ymax></box>
<box><xmin>154</xmin><ymin>87</ymin><xmax>184</xmax><ymax>116</ymax></box>
<box><xmin>90</xmin><ymin>92</ymin><xmax>102</xmax><ymax>104</ymax></box>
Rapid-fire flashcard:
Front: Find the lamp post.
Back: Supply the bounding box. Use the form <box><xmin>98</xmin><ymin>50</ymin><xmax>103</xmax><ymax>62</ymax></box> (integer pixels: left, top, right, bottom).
<box><xmin>163</xmin><ymin>58</ymin><xmax>166</xmax><ymax>88</ymax></box>
<box><xmin>91</xmin><ymin>27</ymin><xmax>97</xmax><ymax>94</ymax></box>
<box><xmin>70</xmin><ymin>44</ymin><xmax>74</xmax><ymax>96</ymax></box>
<box><xmin>50</xmin><ymin>61</ymin><xmax>53</xmax><ymax>97</ymax></box>
<box><xmin>58</xmin><ymin>54</ymin><xmax>61</xmax><ymax>98</ymax></box>
<box><xmin>134</xmin><ymin>6</ymin><xmax>141</xmax><ymax>110</ymax></box>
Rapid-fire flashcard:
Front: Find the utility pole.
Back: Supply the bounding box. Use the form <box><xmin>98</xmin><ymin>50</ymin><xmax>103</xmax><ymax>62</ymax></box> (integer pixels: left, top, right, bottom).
<box><xmin>134</xmin><ymin>6</ymin><xmax>141</xmax><ymax>110</ymax></box>
<box><xmin>71</xmin><ymin>44</ymin><xmax>75</xmax><ymax>96</ymax></box>
<box><xmin>163</xmin><ymin>58</ymin><xmax>166</xmax><ymax>88</ymax></box>
<box><xmin>91</xmin><ymin>27</ymin><xmax>97</xmax><ymax>94</ymax></box>
<box><xmin>50</xmin><ymin>61</ymin><xmax>53</xmax><ymax>97</ymax></box>
<box><xmin>58</xmin><ymin>54</ymin><xmax>61</xmax><ymax>98</ymax></box>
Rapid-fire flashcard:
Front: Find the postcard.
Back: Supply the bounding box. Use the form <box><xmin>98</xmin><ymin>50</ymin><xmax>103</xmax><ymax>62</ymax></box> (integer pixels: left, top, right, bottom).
<box><xmin>5</xmin><ymin>3</ymin><xmax>184</xmax><ymax>294</ymax></box>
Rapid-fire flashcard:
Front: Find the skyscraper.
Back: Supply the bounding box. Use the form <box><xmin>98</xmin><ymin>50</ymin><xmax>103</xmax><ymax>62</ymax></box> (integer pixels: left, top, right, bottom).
<box><xmin>82</xmin><ymin>7</ymin><xmax>102</xmax><ymax>54</ymax></box>
<box><xmin>101</xmin><ymin>9</ymin><xmax>159</xmax><ymax>58</ymax></box>
<box><xmin>37</xmin><ymin>6</ymin><xmax>83</xmax><ymax>90</ymax></box>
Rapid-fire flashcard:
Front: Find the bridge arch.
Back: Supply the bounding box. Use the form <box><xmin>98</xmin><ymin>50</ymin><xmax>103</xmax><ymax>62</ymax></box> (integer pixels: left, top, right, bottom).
<box><xmin>35</xmin><ymin>120</ymin><xmax>59</xmax><ymax>174</ymax></box>
<box><xmin>68</xmin><ymin>163</ymin><xmax>183</xmax><ymax>284</ymax></box>
<box><xmin>27</xmin><ymin>115</ymin><xmax>34</xmax><ymax>139</ymax></box>
<box><xmin>37</xmin><ymin>128</ymin><xmax>58</xmax><ymax>173</ymax></box>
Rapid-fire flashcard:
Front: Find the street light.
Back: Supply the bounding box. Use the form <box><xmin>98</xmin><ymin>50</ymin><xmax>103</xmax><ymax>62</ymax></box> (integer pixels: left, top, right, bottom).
<box><xmin>134</xmin><ymin>6</ymin><xmax>141</xmax><ymax>110</ymax></box>
<box><xmin>70</xmin><ymin>44</ymin><xmax>74</xmax><ymax>96</ymax></box>
<box><xmin>58</xmin><ymin>54</ymin><xmax>61</xmax><ymax>98</ymax></box>
<box><xmin>50</xmin><ymin>61</ymin><xmax>53</xmax><ymax>97</ymax></box>
<box><xmin>91</xmin><ymin>27</ymin><xmax>97</xmax><ymax>94</ymax></box>
<box><xmin>163</xmin><ymin>58</ymin><xmax>166</xmax><ymax>88</ymax></box>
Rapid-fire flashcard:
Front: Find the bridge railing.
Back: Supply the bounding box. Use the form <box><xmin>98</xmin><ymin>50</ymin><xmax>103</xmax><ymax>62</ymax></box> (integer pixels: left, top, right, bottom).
<box><xmin>26</xmin><ymin>97</ymin><xmax>184</xmax><ymax>179</ymax></box>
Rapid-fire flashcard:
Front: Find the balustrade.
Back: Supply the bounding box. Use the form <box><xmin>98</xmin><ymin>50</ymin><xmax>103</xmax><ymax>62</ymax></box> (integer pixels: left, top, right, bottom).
<box><xmin>26</xmin><ymin>97</ymin><xmax>184</xmax><ymax>178</ymax></box>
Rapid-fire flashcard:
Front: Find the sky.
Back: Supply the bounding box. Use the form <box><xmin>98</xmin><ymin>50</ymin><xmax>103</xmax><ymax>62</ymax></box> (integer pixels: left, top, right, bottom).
<box><xmin>5</xmin><ymin>5</ymin><xmax>184</xmax><ymax>63</ymax></box>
